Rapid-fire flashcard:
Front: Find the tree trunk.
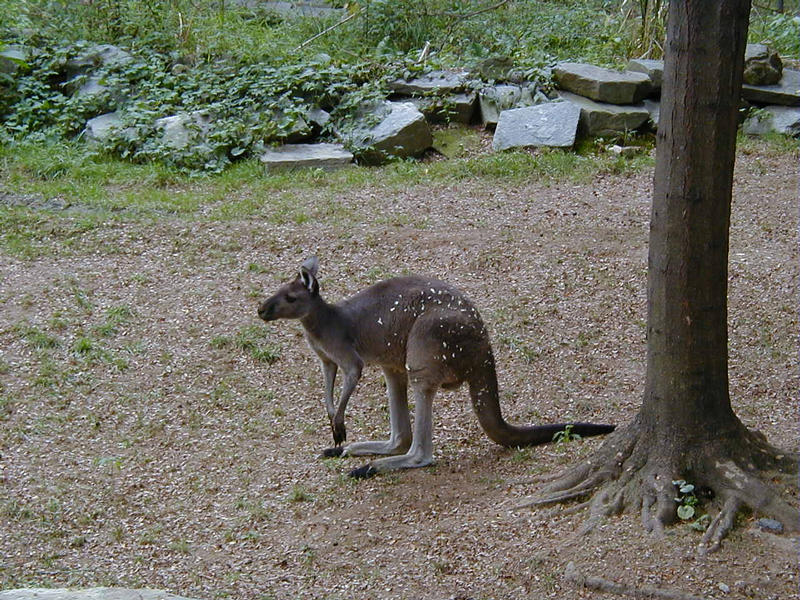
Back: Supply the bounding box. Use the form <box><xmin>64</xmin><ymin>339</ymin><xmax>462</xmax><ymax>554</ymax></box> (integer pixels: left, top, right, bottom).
<box><xmin>643</xmin><ymin>0</ymin><xmax>747</xmax><ymax>446</ymax></box>
<box><xmin>529</xmin><ymin>0</ymin><xmax>798</xmax><ymax>552</ymax></box>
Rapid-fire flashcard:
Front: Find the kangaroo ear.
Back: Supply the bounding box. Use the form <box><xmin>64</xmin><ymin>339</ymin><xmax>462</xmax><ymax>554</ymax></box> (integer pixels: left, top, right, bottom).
<box><xmin>301</xmin><ymin>256</ymin><xmax>319</xmax><ymax>278</ymax></box>
<box><xmin>299</xmin><ymin>257</ymin><xmax>319</xmax><ymax>294</ymax></box>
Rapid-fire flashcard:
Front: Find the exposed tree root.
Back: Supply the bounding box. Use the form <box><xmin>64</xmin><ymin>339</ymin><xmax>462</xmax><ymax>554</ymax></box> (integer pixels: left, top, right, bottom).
<box><xmin>523</xmin><ymin>417</ymin><xmax>799</xmax><ymax>551</ymax></box>
<box><xmin>564</xmin><ymin>561</ymin><xmax>707</xmax><ymax>600</ymax></box>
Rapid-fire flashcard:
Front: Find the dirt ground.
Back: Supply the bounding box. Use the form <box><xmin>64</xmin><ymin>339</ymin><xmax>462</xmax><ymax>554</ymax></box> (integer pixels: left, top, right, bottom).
<box><xmin>0</xmin><ymin>143</ymin><xmax>797</xmax><ymax>600</ymax></box>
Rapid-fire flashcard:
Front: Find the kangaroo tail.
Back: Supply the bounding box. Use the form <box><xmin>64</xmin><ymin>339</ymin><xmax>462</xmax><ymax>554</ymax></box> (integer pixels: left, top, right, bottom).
<box><xmin>468</xmin><ymin>360</ymin><xmax>615</xmax><ymax>447</ymax></box>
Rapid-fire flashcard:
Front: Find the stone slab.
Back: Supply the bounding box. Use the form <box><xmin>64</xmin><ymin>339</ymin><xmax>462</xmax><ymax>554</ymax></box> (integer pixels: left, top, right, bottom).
<box><xmin>388</xmin><ymin>70</ymin><xmax>468</xmax><ymax>95</ymax></box>
<box><xmin>407</xmin><ymin>93</ymin><xmax>476</xmax><ymax>124</ymax></box>
<box><xmin>348</xmin><ymin>101</ymin><xmax>432</xmax><ymax>164</ymax></box>
<box><xmin>559</xmin><ymin>91</ymin><xmax>650</xmax><ymax>136</ymax></box>
<box><xmin>742</xmin><ymin>105</ymin><xmax>800</xmax><ymax>136</ymax></box>
<box><xmin>626</xmin><ymin>58</ymin><xmax>663</xmax><ymax>92</ymax></box>
<box><xmin>0</xmin><ymin>589</ymin><xmax>199</xmax><ymax>600</ymax></box>
<box><xmin>479</xmin><ymin>85</ymin><xmax>527</xmax><ymax>126</ymax></box>
<box><xmin>642</xmin><ymin>99</ymin><xmax>660</xmax><ymax>130</ymax></box>
<box><xmin>492</xmin><ymin>101</ymin><xmax>581</xmax><ymax>150</ymax></box>
<box><xmin>260</xmin><ymin>143</ymin><xmax>353</xmax><ymax>170</ymax></box>
<box><xmin>742</xmin><ymin>69</ymin><xmax>800</xmax><ymax>106</ymax></box>
<box><xmin>554</xmin><ymin>62</ymin><xmax>651</xmax><ymax>104</ymax></box>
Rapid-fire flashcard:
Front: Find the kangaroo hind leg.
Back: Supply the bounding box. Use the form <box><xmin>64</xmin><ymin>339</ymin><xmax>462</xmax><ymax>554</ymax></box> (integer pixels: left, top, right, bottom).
<box><xmin>349</xmin><ymin>380</ymin><xmax>436</xmax><ymax>479</ymax></box>
<box><xmin>325</xmin><ymin>368</ymin><xmax>412</xmax><ymax>458</ymax></box>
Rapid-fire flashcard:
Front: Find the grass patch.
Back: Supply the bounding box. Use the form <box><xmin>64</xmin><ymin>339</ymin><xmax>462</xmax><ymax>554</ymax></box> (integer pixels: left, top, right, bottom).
<box><xmin>15</xmin><ymin>322</ymin><xmax>61</xmax><ymax>350</ymax></box>
<box><xmin>211</xmin><ymin>325</ymin><xmax>281</xmax><ymax>364</ymax></box>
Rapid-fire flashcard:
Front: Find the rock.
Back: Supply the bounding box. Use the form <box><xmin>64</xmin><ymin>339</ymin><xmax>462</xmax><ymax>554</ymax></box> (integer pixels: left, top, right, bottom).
<box><xmin>743</xmin><ymin>105</ymin><xmax>800</xmax><ymax>136</ymax></box>
<box><xmin>469</xmin><ymin>55</ymin><xmax>515</xmax><ymax>82</ymax></box>
<box><xmin>0</xmin><ymin>46</ymin><xmax>26</xmax><ymax>75</ymax></box>
<box><xmin>559</xmin><ymin>91</ymin><xmax>650</xmax><ymax>136</ymax></box>
<box><xmin>479</xmin><ymin>85</ymin><xmax>524</xmax><ymax>126</ymax></box>
<box><xmin>260</xmin><ymin>143</ymin><xmax>353</xmax><ymax>171</ymax></box>
<box><xmin>0</xmin><ymin>589</ymin><xmax>199</xmax><ymax>600</ymax></box>
<box><xmin>608</xmin><ymin>144</ymin><xmax>642</xmax><ymax>157</ymax></box>
<box><xmin>85</xmin><ymin>112</ymin><xmax>124</xmax><ymax>142</ymax></box>
<box><xmin>408</xmin><ymin>93</ymin><xmax>476</xmax><ymax>124</ymax></box>
<box><xmin>554</xmin><ymin>62</ymin><xmax>651</xmax><ymax>104</ymax></box>
<box><xmin>492</xmin><ymin>101</ymin><xmax>581</xmax><ymax>151</ymax></box>
<box><xmin>756</xmin><ymin>517</ymin><xmax>785</xmax><ymax>534</ymax></box>
<box><xmin>742</xmin><ymin>69</ymin><xmax>800</xmax><ymax>106</ymax></box>
<box><xmin>65</xmin><ymin>43</ymin><xmax>133</xmax><ymax>78</ymax></box>
<box><xmin>74</xmin><ymin>76</ymin><xmax>109</xmax><ymax>98</ymax></box>
<box><xmin>643</xmin><ymin>99</ymin><xmax>660</xmax><ymax>129</ymax></box>
<box><xmin>277</xmin><ymin>111</ymin><xmax>312</xmax><ymax>143</ymax></box>
<box><xmin>718</xmin><ymin>582</ymin><xmax>731</xmax><ymax>594</ymax></box>
<box><xmin>347</xmin><ymin>101</ymin><xmax>432</xmax><ymax>164</ymax></box>
<box><xmin>388</xmin><ymin>70</ymin><xmax>467</xmax><ymax>95</ymax></box>
<box><xmin>155</xmin><ymin>111</ymin><xmax>212</xmax><ymax>149</ymax></box>
<box><xmin>236</xmin><ymin>1</ymin><xmax>344</xmax><ymax>18</ymax></box>
<box><xmin>626</xmin><ymin>58</ymin><xmax>663</xmax><ymax>93</ymax></box>
<box><xmin>306</xmin><ymin>107</ymin><xmax>331</xmax><ymax>132</ymax></box>
<box><xmin>743</xmin><ymin>44</ymin><xmax>783</xmax><ymax>86</ymax></box>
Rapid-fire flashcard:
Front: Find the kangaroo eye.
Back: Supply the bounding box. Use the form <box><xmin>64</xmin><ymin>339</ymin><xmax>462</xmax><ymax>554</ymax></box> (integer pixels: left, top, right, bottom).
<box><xmin>286</xmin><ymin>295</ymin><xmax>297</xmax><ymax>303</ymax></box>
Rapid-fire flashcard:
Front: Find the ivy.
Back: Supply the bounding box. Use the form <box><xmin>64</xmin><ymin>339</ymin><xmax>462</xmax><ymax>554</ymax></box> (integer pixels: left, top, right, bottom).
<box><xmin>1</xmin><ymin>39</ymin><xmax>394</xmax><ymax>173</ymax></box>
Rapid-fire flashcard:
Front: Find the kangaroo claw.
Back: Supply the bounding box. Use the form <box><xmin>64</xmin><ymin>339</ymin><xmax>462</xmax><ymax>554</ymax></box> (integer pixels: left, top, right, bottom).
<box><xmin>348</xmin><ymin>464</ymin><xmax>378</xmax><ymax>479</ymax></box>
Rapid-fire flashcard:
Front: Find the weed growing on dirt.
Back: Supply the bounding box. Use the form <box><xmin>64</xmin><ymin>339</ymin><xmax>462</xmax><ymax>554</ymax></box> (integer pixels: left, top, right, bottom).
<box><xmin>211</xmin><ymin>325</ymin><xmax>281</xmax><ymax>364</ymax></box>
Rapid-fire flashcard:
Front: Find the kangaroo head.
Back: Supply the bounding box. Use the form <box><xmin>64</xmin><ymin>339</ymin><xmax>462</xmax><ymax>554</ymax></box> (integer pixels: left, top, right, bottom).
<box><xmin>258</xmin><ymin>256</ymin><xmax>320</xmax><ymax>322</ymax></box>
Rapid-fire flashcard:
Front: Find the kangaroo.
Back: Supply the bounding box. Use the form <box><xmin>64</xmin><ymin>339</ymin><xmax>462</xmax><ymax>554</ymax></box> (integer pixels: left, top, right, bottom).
<box><xmin>257</xmin><ymin>257</ymin><xmax>615</xmax><ymax>478</ymax></box>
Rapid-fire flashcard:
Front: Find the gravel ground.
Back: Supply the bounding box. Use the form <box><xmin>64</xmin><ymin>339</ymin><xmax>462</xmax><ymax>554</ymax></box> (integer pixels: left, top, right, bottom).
<box><xmin>0</xmin><ymin>142</ymin><xmax>797</xmax><ymax>599</ymax></box>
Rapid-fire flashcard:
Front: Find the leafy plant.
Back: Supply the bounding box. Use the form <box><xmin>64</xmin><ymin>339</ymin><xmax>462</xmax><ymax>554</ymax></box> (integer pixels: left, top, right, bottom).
<box><xmin>553</xmin><ymin>424</ymin><xmax>582</xmax><ymax>444</ymax></box>
<box><xmin>672</xmin><ymin>478</ymin><xmax>711</xmax><ymax>530</ymax></box>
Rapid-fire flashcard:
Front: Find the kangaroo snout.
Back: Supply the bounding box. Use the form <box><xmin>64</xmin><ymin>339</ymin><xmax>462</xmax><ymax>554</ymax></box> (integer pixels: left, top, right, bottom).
<box><xmin>257</xmin><ymin>300</ymin><xmax>275</xmax><ymax>321</ymax></box>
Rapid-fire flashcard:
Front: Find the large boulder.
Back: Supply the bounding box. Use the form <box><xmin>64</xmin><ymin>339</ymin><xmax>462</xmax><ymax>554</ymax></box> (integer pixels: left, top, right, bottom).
<box><xmin>492</xmin><ymin>101</ymin><xmax>581</xmax><ymax>151</ymax></box>
<box><xmin>346</xmin><ymin>101</ymin><xmax>432</xmax><ymax>164</ymax></box>
<box><xmin>743</xmin><ymin>44</ymin><xmax>783</xmax><ymax>86</ymax></box>
<box><xmin>260</xmin><ymin>143</ymin><xmax>354</xmax><ymax>171</ymax></box>
<box><xmin>559</xmin><ymin>91</ymin><xmax>650</xmax><ymax>136</ymax></box>
<box><xmin>554</xmin><ymin>62</ymin><xmax>651</xmax><ymax>104</ymax></box>
<box><xmin>742</xmin><ymin>105</ymin><xmax>800</xmax><ymax>137</ymax></box>
<box><xmin>742</xmin><ymin>69</ymin><xmax>800</xmax><ymax>106</ymax></box>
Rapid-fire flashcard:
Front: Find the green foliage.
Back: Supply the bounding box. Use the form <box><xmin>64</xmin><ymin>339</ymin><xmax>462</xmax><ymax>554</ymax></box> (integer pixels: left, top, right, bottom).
<box><xmin>749</xmin><ymin>10</ymin><xmax>800</xmax><ymax>57</ymax></box>
<box><xmin>672</xmin><ymin>479</ymin><xmax>710</xmax><ymax>531</ymax></box>
<box><xmin>1</xmin><ymin>38</ymin><xmax>390</xmax><ymax>172</ymax></box>
<box><xmin>0</xmin><ymin>0</ymin><xmax>794</xmax><ymax>175</ymax></box>
<box><xmin>211</xmin><ymin>325</ymin><xmax>281</xmax><ymax>364</ymax></box>
<box><xmin>553</xmin><ymin>424</ymin><xmax>582</xmax><ymax>445</ymax></box>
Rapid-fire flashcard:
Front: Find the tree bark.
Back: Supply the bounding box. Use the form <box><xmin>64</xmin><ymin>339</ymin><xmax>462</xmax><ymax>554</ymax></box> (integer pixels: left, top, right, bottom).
<box><xmin>529</xmin><ymin>0</ymin><xmax>798</xmax><ymax>551</ymax></box>
<box><xmin>643</xmin><ymin>0</ymin><xmax>748</xmax><ymax>438</ymax></box>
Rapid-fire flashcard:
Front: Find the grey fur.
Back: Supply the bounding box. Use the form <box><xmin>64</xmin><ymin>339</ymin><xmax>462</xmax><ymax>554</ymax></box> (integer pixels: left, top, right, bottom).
<box><xmin>258</xmin><ymin>257</ymin><xmax>614</xmax><ymax>477</ymax></box>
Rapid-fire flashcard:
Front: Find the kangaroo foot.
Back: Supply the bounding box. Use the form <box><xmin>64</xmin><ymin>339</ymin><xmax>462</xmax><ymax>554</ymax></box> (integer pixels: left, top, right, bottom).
<box><xmin>348</xmin><ymin>464</ymin><xmax>379</xmax><ymax>479</ymax></box>
<box><xmin>331</xmin><ymin>422</ymin><xmax>346</xmax><ymax>446</ymax></box>
<box><xmin>321</xmin><ymin>446</ymin><xmax>344</xmax><ymax>458</ymax></box>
